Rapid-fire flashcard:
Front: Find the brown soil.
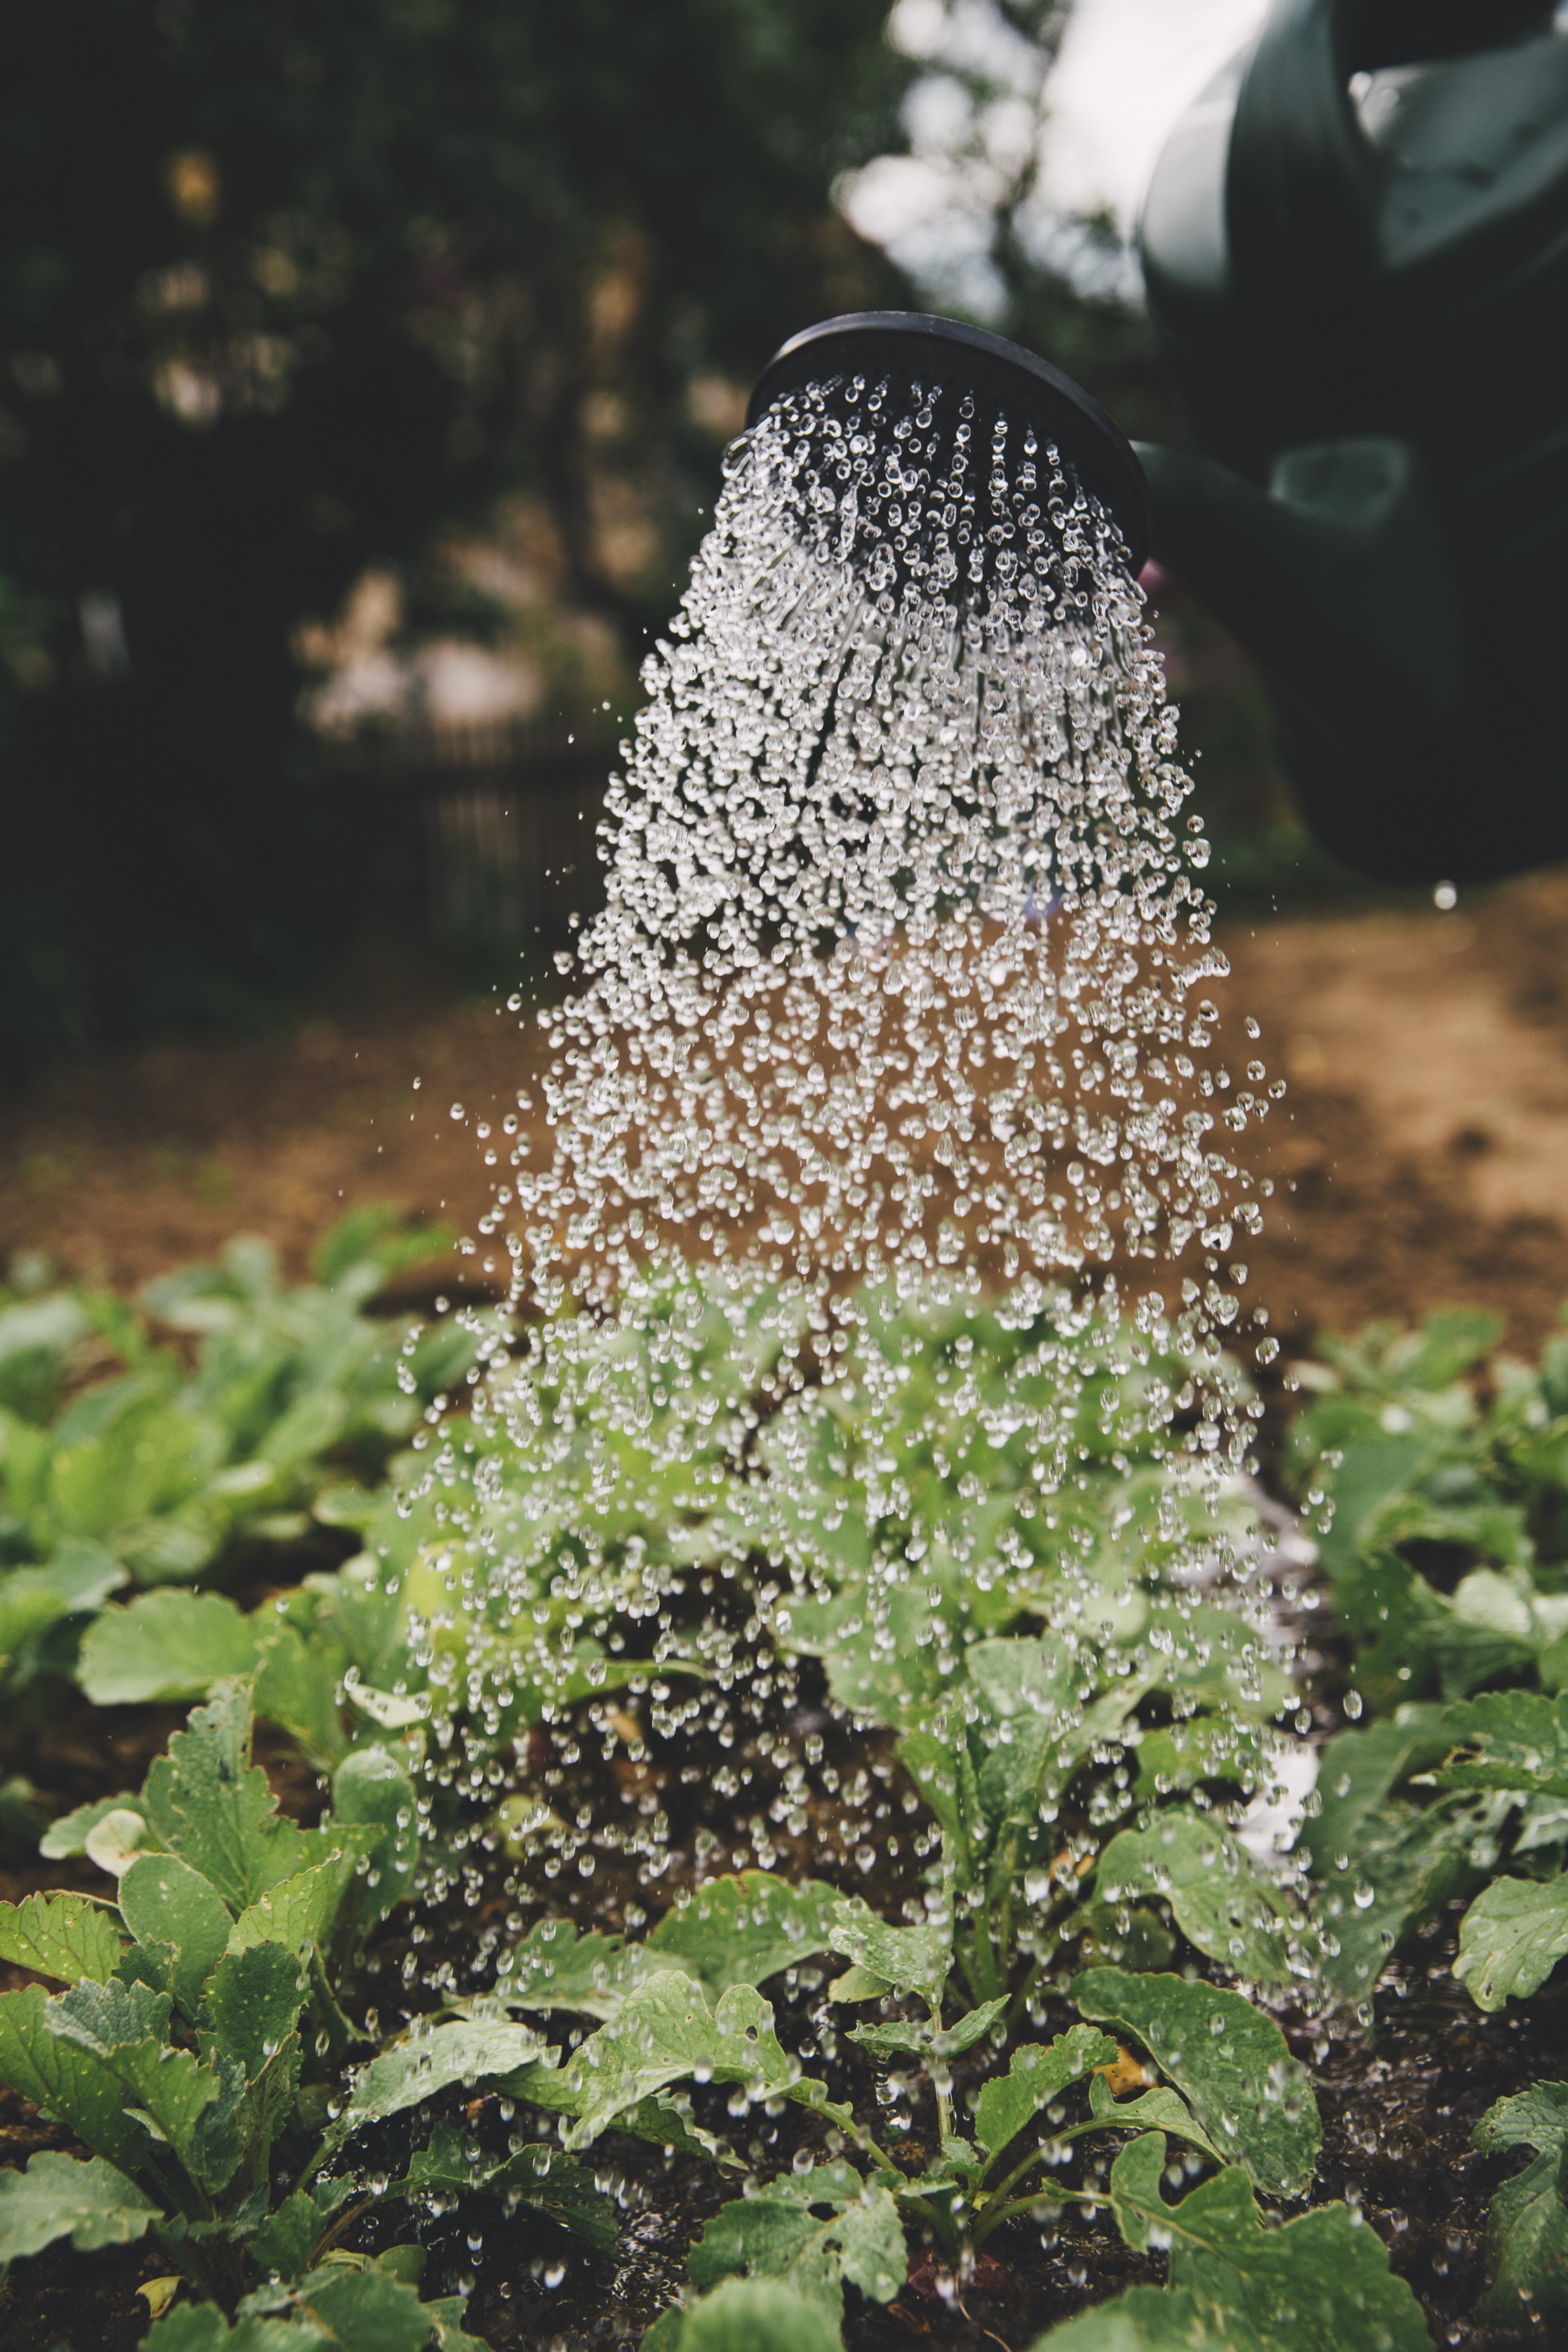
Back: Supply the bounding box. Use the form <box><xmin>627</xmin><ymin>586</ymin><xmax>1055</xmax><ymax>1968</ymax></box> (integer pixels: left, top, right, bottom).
<box><xmin>7</xmin><ymin>871</ymin><xmax>1568</xmax><ymax>1362</ymax></box>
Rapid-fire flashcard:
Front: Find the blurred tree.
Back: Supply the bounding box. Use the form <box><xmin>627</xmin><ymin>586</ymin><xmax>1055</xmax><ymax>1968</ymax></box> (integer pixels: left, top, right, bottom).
<box><xmin>0</xmin><ymin>0</ymin><xmax>911</xmax><ymax>1075</ymax></box>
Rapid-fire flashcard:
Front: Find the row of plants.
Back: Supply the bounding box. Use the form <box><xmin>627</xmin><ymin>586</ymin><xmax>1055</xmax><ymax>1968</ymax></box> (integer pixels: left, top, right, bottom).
<box><xmin>3</xmin><ymin>1226</ymin><xmax>1568</xmax><ymax>2344</ymax></box>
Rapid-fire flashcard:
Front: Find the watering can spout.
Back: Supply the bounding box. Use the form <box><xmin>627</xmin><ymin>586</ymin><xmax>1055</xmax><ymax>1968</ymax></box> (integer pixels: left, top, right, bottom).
<box><xmin>1133</xmin><ymin>436</ymin><xmax>1527</xmax><ymax>881</ymax></box>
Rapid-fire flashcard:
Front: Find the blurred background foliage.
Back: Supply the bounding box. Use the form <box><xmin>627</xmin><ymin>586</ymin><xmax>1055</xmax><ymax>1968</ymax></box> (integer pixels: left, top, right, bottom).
<box><xmin>0</xmin><ymin>0</ymin><xmax>1311</xmax><ymax>1088</ymax></box>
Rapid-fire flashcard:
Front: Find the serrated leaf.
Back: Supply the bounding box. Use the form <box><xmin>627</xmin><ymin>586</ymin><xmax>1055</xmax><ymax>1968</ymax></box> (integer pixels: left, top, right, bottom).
<box><xmin>678</xmin><ymin>2278</ymin><xmax>843</xmax><ymax>2352</ymax></box>
<box><xmin>120</xmin><ymin>1852</ymin><xmax>235</xmax><ymax>2018</ymax></box>
<box><xmin>148</xmin><ymin>1683</ymin><xmax>306</xmax><ymax>1911</ymax></box>
<box><xmin>332</xmin><ymin>2018</ymin><xmax>546</xmax><ymax>2146</ymax></box>
<box><xmin>143</xmin><ymin>2310</ymin><xmax>304</xmax><ymax>2351</ymax></box>
<box><xmin>228</xmin><ymin>1855</ymin><xmax>356</xmax><ymax>1959</ymax></box>
<box><xmin>1105</xmin><ymin>2136</ymin><xmax>1429</xmax><ymax>2352</ymax></box>
<box><xmin>400</xmin><ymin>2120</ymin><xmax>619</xmax><ymax>2253</ymax></box>
<box><xmin>556</xmin><ymin>1976</ymin><xmax>798</xmax><ymax>2151</ymax></box>
<box><xmin>46</xmin><ymin>1975</ymin><xmax>233</xmax><ymax>2180</ymax></box>
<box><xmin>1455</xmin><ymin>1875</ymin><xmax>1568</xmax><ymax>2011</ymax></box>
<box><xmin>847</xmin><ymin>1995</ymin><xmax>1007</xmax><ymax>2062</ymax></box>
<box><xmin>77</xmin><ymin>1590</ymin><xmax>261</xmax><ymax>1706</ymax></box>
<box><xmin>825</xmin><ymin>1897</ymin><xmax>950</xmax><ymax>2003</ymax></box>
<box><xmin>1095</xmin><ymin>1815</ymin><xmax>1294</xmax><ymax>1988</ymax></box>
<box><xmin>1087</xmin><ymin>2070</ymin><xmax>1222</xmax><ymax>2163</ymax></box>
<box><xmin>645</xmin><ymin>1873</ymin><xmax>843</xmax><ymax>1998</ymax></box>
<box><xmin>0</xmin><ymin>1982</ymin><xmax>152</xmax><ymax>2174</ymax></box>
<box><xmin>1471</xmin><ymin>2080</ymin><xmax>1568</xmax><ymax>2325</ymax></box>
<box><xmin>689</xmin><ymin>2160</ymin><xmax>904</xmax><ymax>2318</ymax></box>
<box><xmin>203</xmin><ymin>1941</ymin><xmax>310</xmax><ymax>2078</ymax></box>
<box><xmin>1072</xmin><ymin>1970</ymin><xmax>1320</xmax><ymax>2199</ymax></box>
<box><xmin>0</xmin><ymin>2149</ymin><xmax>156</xmax><ymax>2261</ymax></box>
<box><xmin>973</xmin><ymin>2025</ymin><xmax>1117</xmax><ymax>2162</ymax></box>
<box><xmin>0</xmin><ymin>1891</ymin><xmax>127</xmax><ymax>1985</ymax></box>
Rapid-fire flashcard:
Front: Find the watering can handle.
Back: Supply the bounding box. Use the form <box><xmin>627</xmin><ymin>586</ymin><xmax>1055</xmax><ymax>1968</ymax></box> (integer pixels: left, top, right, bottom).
<box><xmin>1225</xmin><ymin>0</ymin><xmax>1555</xmax><ymax>314</ymax></box>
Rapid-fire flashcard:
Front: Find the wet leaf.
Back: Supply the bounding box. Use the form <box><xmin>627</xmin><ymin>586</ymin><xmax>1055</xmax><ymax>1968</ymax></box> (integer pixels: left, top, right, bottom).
<box><xmin>1472</xmin><ymin>2079</ymin><xmax>1568</xmax><ymax>2325</ymax></box>
<box><xmin>0</xmin><ymin>2149</ymin><xmax>156</xmax><ymax>2261</ymax></box>
<box><xmin>119</xmin><ymin>1852</ymin><xmax>234</xmax><ymax>2018</ymax></box>
<box><xmin>331</xmin><ymin>2018</ymin><xmax>546</xmax><ymax>2144</ymax></box>
<box><xmin>973</xmin><ymin>2025</ymin><xmax>1117</xmax><ymax>2161</ymax></box>
<box><xmin>0</xmin><ymin>1981</ymin><xmax>153</xmax><ymax>2174</ymax></box>
<box><xmin>1071</xmin><ymin>1970</ymin><xmax>1319</xmax><ymax>2198</ymax></box>
<box><xmin>1105</xmin><ymin>2134</ymin><xmax>1429</xmax><ymax>2351</ymax></box>
<box><xmin>1454</xmin><ymin>1874</ymin><xmax>1568</xmax><ymax>2010</ymax></box>
<box><xmin>493</xmin><ymin>1919</ymin><xmax>661</xmax><ymax>2019</ymax></box>
<box><xmin>203</xmin><ymin>1941</ymin><xmax>310</xmax><ymax>2079</ymax></box>
<box><xmin>1432</xmin><ymin>1690</ymin><xmax>1568</xmax><ymax>1801</ymax></box>
<box><xmin>847</xmin><ymin>1994</ymin><xmax>1006</xmax><ymax>2061</ymax></box>
<box><xmin>646</xmin><ymin>1872</ymin><xmax>843</xmax><ymax>1997</ymax></box>
<box><xmin>400</xmin><ymin>2119</ymin><xmax>619</xmax><ymax>2253</ymax></box>
<box><xmin>142</xmin><ymin>1682</ymin><xmax>306</xmax><ymax>1910</ymax></box>
<box><xmin>555</xmin><ymin>1976</ymin><xmax>798</xmax><ymax>2150</ymax></box>
<box><xmin>825</xmin><ymin>1897</ymin><xmax>950</xmax><ymax>2003</ymax></box>
<box><xmin>330</xmin><ymin>1744</ymin><xmax>419</xmax><ymax>1939</ymax></box>
<box><xmin>1094</xmin><ymin>1814</ymin><xmax>1294</xmax><ymax>1989</ymax></box>
<box><xmin>1029</xmin><ymin>2285</ymin><xmax>1249</xmax><ymax>2347</ymax></box>
<box><xmin>689</xmin><ymin>2158</ymin><xmax>904</xmax><ymax>2317</ymax></box>
<box><xmin>0</xmin><ymin>1891</ymin><xmax>127</xmax><ymax>1985</ymax></box>
<box><xmin>1087</xmin><ymin>2070</ymin><xmax>1222</xmax><ymax>2164</ymax></box>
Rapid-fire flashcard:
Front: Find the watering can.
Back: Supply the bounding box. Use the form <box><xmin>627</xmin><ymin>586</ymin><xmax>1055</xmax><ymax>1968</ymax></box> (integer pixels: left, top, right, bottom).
<box><xmin>1135</xmin><ymin>0</ymin><xmax>1568</xmax><ymax>881</ymax></box>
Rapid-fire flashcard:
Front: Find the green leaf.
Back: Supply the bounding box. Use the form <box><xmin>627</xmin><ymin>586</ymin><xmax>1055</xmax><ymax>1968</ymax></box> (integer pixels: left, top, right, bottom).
<box><xmin>555</xmin><ymin>1976</ymin><xmax>798</xmax><ymax>2151</ymax></box>
<box><xmin>1432</xmin><ymin>1690</ymin><xmax>1568</xmax><ymax>1801</ymax></box>
<box><xmin>676</xmin><ymin>2278</ymin><xmax>843</xmax><ymax>2352</ymax></box>
<box><xmin>1087</xmin><ymin>2071</ymin><xmax>1222</xmax><ymax>2164</ymax></box>
<box><xmin>825</xmin><ymin>1897</ymin><xmax>950</xmax><ymax>2004</ymax></box>
<box><xmin>1095</xmin><ymin>1814</ymin><xmax>1294</xmax><ymax>1989</ymax></box>
<box><xmin>689</xmin><ymin>2159</ymin><xmax>904</xmax><ymax>2317</ymax></box>
<box><xmin>253</xmin><ymin>1623</ymin><xmax>351</xmax><ymax>1772</ymax></box>
<box><xmin>1104</xmin><ymin>2136</ymin><xmax>1430</xmax><ymax>2352</ymax></box>
<box><xmin>228</xmin><ymin>1857</ymin><xmax>357</xmax><ymax>1959</ymax></box>
<box><xmin>140</xmin><ymin>2308</ymin><xmax>304</xmax><ymax>2351</ymax></box>
<box><xmin>1305</xmin><ymin>1714</ymin><xmax>1456</xmax><ymax>1872</ymax></box>
<box><xmin>330</xmin><ymin>1744</ymin><xmax>419</xmax><ymax>1939</ymax></box>
<box><xmin>493</xmin><ymin>1918</ymin><xmax>663</xmax><ymax>2020</ymax></box>
<box><xmin>1071</xmin><ymin>1970</ymin><xmax>1320</xmax><ymax>2199</ymax></box>
<box><xmin>145</xmin><ymin>1682</ymin><xmax>306</xmax><ymax>1911</ymax></box>
<box><xmin>0</xmin><ymin>1982</ymin><xmax>152</xmax><ymax>2174</ymax></box>
<box><xmin>1472</xmin><ymin>2080</ymin><xmax>1568</xmax><ymax>2325</ymax></box>
<box><xmin>645</xmin><ymin>1872</ymin><xmax>843</xmax><ymax>1998</ymax></box>
<box><xmin>203</xmin><ymin>1941</ymin><xmax>310</xmax><ymax>2078</ymax></box>
<box><xmin>0</xmin><ymin>1891</ymin><xmax>127</xmax><ymax>1985</ymax></box>
<box><xmin>331</xmin><ymin>2019</ymin><xmax>546</xmax><ymax>2146</ymax></box>
<box><xmin>973</xmin><ymin>2025</ymin><xmax>1118</xmax><ymax>2163</ymax></box>
<box><xmin>0</xmin><ymin>2149</ymin><xmax>156</xmax><ymax>2261</ymax></box>
<box><xmin>247</xmin><ymin>2187</ymin><xmax>324</xmax><ymax>2284</ymax></box>
<box><xmin>400</xmin><ymin>2121</ymin><xmax>619</xmax><ymax>2254</ymax></box>
<box><xmin>1311</xmin><ymin>1794</ymin><xmax>1484</xmax><ymax>2006</ymax></box>
<box><xmin>46</xmin><ymin>1974</ymin><xmax>233</xmax><ymax>2181</ymax></box>
<box><xmin>37</xmin><ymin>1790</ymin><xmax>142</xmax><ymax>1860</ymax></box>
<box><xmin>119</xmin><ymin>1852</ymin><xmax>235</xmax><ymax>2018</ymax></box>
<box><xmin>847</xmin><ymin>1995</ymin><xmax>1006</xmax><ymax>2062</ymax></box>
<box><xmin>292</xmin><ymin>2264</ymin><xmax>436</xmax><ymax>2352</ymax></box>
<box><xmin>1029</xmin><ymin>2285</ymin><xmax>1252</xmax><ymax>2349</ymax></box>
<box><xmin>1454</xmin><ymin>1874</ymin><xmax>1568</xmax><ymax>2010</ymax></box>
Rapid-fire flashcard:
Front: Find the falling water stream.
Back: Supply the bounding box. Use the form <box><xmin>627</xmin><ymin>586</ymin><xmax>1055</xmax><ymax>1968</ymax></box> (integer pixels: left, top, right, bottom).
<box><xmin>391</xmin><ymin>366</ymin><xmax>1290</xmax><ymax>2163</ymax></box>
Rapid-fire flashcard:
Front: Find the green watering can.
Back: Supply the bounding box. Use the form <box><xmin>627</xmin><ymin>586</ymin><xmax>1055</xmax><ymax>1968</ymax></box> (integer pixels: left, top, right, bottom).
<box><xmin>1137</xmin><ymin>0</ymin><xmax>1568</xmax><ymax>880</ymax></box>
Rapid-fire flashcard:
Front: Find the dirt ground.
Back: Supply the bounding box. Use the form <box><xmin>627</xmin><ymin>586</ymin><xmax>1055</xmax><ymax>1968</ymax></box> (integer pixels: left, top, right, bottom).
<box><xmin>6</xmin><ymin>867</ymin><xmax>1568</xmax><ymax>1359</ymax></box>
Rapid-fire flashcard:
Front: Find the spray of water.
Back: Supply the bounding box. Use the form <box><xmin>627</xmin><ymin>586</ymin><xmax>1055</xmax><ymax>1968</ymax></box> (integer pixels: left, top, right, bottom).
<box><xmin>408</xmin><ymin>367</ymin><xmax>1281</xmax><ymax>1919</ymax></box>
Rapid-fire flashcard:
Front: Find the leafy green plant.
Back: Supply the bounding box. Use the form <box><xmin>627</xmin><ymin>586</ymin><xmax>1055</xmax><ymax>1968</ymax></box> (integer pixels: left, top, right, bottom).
<box><xmin>465</xmin><ymin>1867</ymin><xmax>1423</xmax><ymax>2352</ymax></box>
<box><xmin>0</xmin><ymin>1679</ymin><xmax>619</xmax><ymax>2344</ymax></box>
<box><xmin>0</xmin><ymin>1210</ymin><xmax>479</xmax><ymax>1699</ymax></box>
